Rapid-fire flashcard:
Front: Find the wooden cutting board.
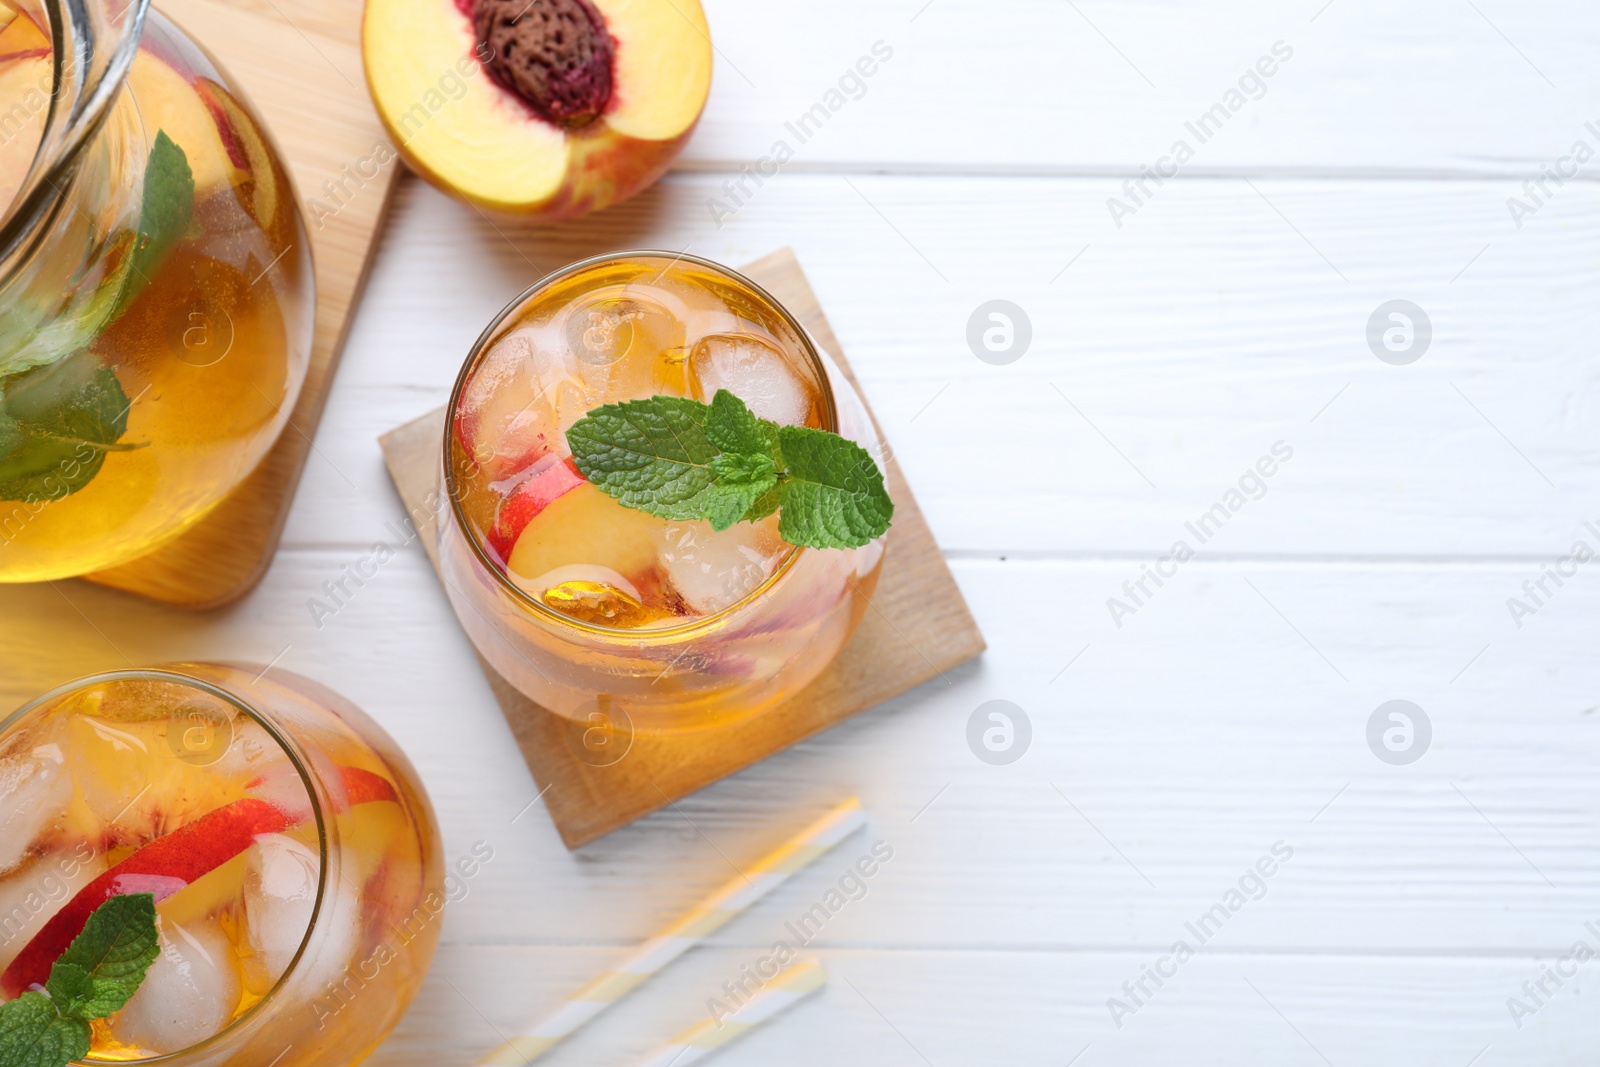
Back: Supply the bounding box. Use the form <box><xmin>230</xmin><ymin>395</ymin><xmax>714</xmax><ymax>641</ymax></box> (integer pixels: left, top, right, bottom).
<box><xmin>85</xmin><ymin>0</ymin><xmax>397</xmax><ymax>608</ymax></box>
<box><xmin>380</xmin><ymin>248</ymin><xmax>987</xmax><ymax>848</ymax></box>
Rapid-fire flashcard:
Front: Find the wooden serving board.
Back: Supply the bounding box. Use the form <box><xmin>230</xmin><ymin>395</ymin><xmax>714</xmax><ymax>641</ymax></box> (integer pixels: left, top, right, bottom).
<box><xmin>380</xmin><ymin>249</ymin><xmax>986</xmax><ymax>848</ymax></box>
<box><xmin>85</xmin><ymin>0</ymin><xmax>397</xmax><ymax>608</ymax></box>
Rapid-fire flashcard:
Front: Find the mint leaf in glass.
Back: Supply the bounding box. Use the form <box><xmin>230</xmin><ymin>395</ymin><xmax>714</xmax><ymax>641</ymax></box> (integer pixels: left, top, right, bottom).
<box><xmin>567</xmin><ymin>390</ymin><xmax>892</xmax><ymax>550</ymax></box>
<box><xmin>0</xmin><ymin>993</ymin><xmax>90</xmax><ymax>1067</ymax></box>
<box><xmin>0</xmin><ymin>894</ymin><xmax>159</xmax><ymax>1067</ymax></box>
<box><xmin>564</xmin><ymin>393</ymin><xmax>722</xmax><ymax>520</ymax></box>
<box><xmin>704</xmin><ymin>451</ymin><xmax>778</xmax><ymax>531</ymax></box>
<box><xmin>703</xmin><ymin>387</ymin><xmax>777</xmax><ymax>457</ymax></box>
<box><xmin>0</xmin><ymin>129</ymin><xmax>189</xmax><ymax>502</ymax></box>
<box><xmin>0</xmin><ymin>130</ymin><xmax>193</xmax><ymax>382</ymax></box>
<box><xmin>119</xmin><ymin>129</ymin><xmax>195</xmax><ymax>314</ymax></box>
<box><xmin>46</xmin><ymin>893</ymin><xmax>161</xmax><ymax>1018</ymax></box>
<box><xmin>0</xmin><ymin>347</ymin><xmax>143</xmax><ymax>502</ymax></box>
<box><xmin>774</xmin><ymin>425</ymin><xmax>894</xmax><ymax>550</ymax></box>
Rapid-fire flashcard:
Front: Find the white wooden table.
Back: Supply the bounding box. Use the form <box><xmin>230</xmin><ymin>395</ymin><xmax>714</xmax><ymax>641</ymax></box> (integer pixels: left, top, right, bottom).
<box><xmin>6</xmin><ymin>1</ymin><xmax>1600</xmax><ymax>1062</ymax></box>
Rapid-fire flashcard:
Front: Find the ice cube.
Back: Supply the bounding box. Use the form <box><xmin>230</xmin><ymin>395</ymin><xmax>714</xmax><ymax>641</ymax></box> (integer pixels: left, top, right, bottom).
<box><xmin>565</xmin><ymin>296</ymin><xmax>638</xmax><ymax>367</ymax></box>
<box><xmin>242</xmin><ymin>833</ymin><xmax>317</xmax><ymax>983</ymax></box>
<box><xmin>686</xmin><ymin>334</ymin><xmax>811</xmax><ymax>426</ymax></box>
<box><xmin>458</xmin><ymin>330</ymin><xmax>569</xmax><ymax>480</ymax></box>
<box><xmin>0</xmin><ymin>850</ymin><xmax>107</xmax><ymax>975</ymax></box>
<box><xmin>654</xmin><ymin>519</ymin><xmax>784</xmax><ymax>615</ymax></box>
<box><xmin>0</xmin><ymin>745</ymin><xmax>69</xmax><ymax>874</ymax></box>
<box><xmin>242</xmin><ymin>836</ymin><xmax>362</xmax><ymax>999</ymax></box>
<box><xmin>245</xmin><ymin>762</ymin><xmax>314</xmax><ymax>823</ymax></box>
<box><xmin>205</xmin><ymin>719</ymin><xmax>275</xmax><ymax>780</ymax></box>
<box><xmin>565</xmin><ymin>291</ymin><xmax>687</xmax><ymax>400</ymax></box>
<box><xmin>115</xmin><ymin>919</ymin><xmax>241</xmax><ymax>1055</ymax></box>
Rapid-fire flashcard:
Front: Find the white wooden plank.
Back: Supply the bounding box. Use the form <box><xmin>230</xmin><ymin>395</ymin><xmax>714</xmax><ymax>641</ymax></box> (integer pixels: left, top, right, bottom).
<box><xmin>678</xmin><ymin>0</ymin><xmax>1600</xmax><ymax>175</ymax></box>
<box><xmin>282</xmin><ymin>174</ymin><xmax>1600</xmax><ymax>558</ymax></box>
<box><xmin>374</xmin><ymin>945</ymin><xmax>1598</xmax><ymax>1067</ymax></box>
<box><xmin>7</xmin><ymin>3</ymin><xmax>1600</xmax><ymax>1058</ymax></box>
<box><xmin>1</xmin><ymin>551</ymin><xmax>1593</xmax><ymax>955</ymax></box>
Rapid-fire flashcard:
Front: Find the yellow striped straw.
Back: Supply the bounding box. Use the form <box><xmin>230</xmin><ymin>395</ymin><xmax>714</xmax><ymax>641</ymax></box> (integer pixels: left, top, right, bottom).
<box><xmin>477</xmin><ymin>798</ymin><xmax>867</xmax><ymax>1066</ymax></box>
<box><xmin>631</xmin><ymin>957</ymin><xmax>827</xmax><ymax>1067</ymax></box>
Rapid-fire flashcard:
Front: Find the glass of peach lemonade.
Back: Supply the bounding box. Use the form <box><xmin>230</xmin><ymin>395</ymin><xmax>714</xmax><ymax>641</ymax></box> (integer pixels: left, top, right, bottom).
<box><xmin>0</xmin><ymin>0</ymin><xmax>313</xmax><ymax>582</ymax></box>
<box><xmin>0</xmin><ymin>664</ymin><xmax>444</xmax><ymax>1066</ymax></box>
<box><xmin>440</xmin><ymin>252</ymin><xmax>893</xmax><ymax>736</ymax></box>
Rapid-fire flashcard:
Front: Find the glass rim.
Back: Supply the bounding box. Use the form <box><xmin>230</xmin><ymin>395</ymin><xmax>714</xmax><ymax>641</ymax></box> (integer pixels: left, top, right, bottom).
<box><xmin>442</xmin><ymin>249</ymin><xmax>840</xmax><ymax>639</ymax></box>
<box><xmin>0</xmin><ymin>0</ymin><xmax>153</xmax><ymax>276</ymax></box>
<box><xmin>1</xmin><ymin>664</ymin><xmax>330</xmax><ymax>1065</ymax></box>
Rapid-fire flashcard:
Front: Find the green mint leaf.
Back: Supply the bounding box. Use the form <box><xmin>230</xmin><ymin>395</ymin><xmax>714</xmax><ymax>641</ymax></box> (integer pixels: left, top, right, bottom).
<box><xmin>709</xmin><ymin>450</ymin><xmax>777</xmax><ymax>486</ymax></box>
<box><xmin>0</xmin><ymin>347</ymin><xmax>141</xmax><ymax>502</ymax></box>
<box><xmin>775</xmin><ymin>425</ymin><xmax>893</xmax><ymax>550</ymax></box>
<box><xmin>741</xmin><ymin>482</ymin><xmax>783</xmax><ymax>524</ymax></box>
<box><xmin>0</xmin><ymin>131</ymin><xmax>192</xmax><ymax>381</ymax></box>
<box><xmin>568</xmin><ymin>393</ymin><xmax>893</xmax><ymax>549</ymax></box>
<box><xmin>42</xmin><ymin>964</ymin><xmax>118</xmax><ymax>1021</ymax></box>
<box><xmin>566</xmin><ymin>396</ymin><xmax>724</xmax><ymax>520</ymax></box>
<box><xmin>47</xmin><ymin>893</ymin><xmax>160</xmax><ymax>1019</ymax></box>
<box><xmin>0</xmin><ymin>131</ymin><xmax>183</xmax><ymax>502</ymax></box>
<box><xmin>704</xmin><ymin>452</ymin><xmax>778</xmax><ymax>531</ymax></box>
<box><xmin>0</xmin><ymin>992</ymin><xmax>90</xmax><ymax>1067</ymax></box>
<box><xmin>0</xmin><ymin>270</ymin><xmax>126</xmax><ymax>382</ymax></box>
<box><xmin>118</xmin><ymin>130</ymin><xmax>194</xmax><ymax>315</ymax></box>
<box><xmin>704</xmin><ymin>389</ymin><xmax>777</xmax><ymax>457</ymax></box>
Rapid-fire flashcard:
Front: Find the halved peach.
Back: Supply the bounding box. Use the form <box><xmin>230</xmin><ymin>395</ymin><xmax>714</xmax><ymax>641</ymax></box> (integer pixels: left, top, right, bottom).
<box><xmin>361</xmin><ymin>0</ymin><xmax>712</xmax><ymax>219</ymax></box>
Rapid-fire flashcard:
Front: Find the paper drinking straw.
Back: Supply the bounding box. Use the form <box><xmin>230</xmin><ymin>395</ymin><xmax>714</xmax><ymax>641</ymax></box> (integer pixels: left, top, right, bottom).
<box><xmin>477</xmin><ymin>798</ymin><xmax>867</xmax><ymax>1066</ymax></box>
<box><xmin>631</xmin><ymin>956</ymin><xmax>827</xmax><ymax>1067</ymax></box>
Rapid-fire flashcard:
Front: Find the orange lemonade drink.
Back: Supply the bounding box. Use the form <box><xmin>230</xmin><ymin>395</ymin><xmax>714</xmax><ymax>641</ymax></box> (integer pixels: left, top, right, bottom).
<box><xmin>440</xmin><ymin>252</ymin><xmax>890</xmax><ymax>735</ymax></box>
<box><xmin>0</xmin><ymin>0</ymin><xmax>313</xmax><ymax>580</ymax></box>
<box><xmin>0</xmin><ymin>665</ymin><xmax>443</xmax><ymax>1065</ymax></box>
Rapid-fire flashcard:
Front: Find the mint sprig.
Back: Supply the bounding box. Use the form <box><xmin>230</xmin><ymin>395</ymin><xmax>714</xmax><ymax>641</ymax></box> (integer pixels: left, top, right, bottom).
<box><xmin>0</xmin><ymin>995</ymin><xmax>87</xmax><ymax>1067</ymax></box>
<box><xmin>0</xmin><ymin>347</ymin><xmax>143</xmax><ymax>501</ymax></box>
<box><xmin>117</xmin><ymin>130</ymin><xmax>195</xmax><ymax>317</ymax></box>
<box><xmin>0</xmin><ymin>130</ymin><xmax>192</xmax><ymax>502</ymax></box>
<box><xmin>0</xmin><ymin>894</ymin><xmax>161</xmax><ymax>1067</ymax></box>
<box><xmin>566</xmin><ymin>390</ymin><xmax>893</xmax><ymax>550</ymax></box>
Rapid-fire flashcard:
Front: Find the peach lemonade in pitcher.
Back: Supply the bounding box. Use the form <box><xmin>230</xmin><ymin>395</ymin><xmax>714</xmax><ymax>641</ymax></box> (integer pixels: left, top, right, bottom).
<box><xmin>0</xmin><ymin>0</ymin><xmax>312</xmax><ymax>580</ymax></box>
<box><xmin>440</xmin><ymin>252</ymin><xmax>893</xmax><ymax>733</ymax></box>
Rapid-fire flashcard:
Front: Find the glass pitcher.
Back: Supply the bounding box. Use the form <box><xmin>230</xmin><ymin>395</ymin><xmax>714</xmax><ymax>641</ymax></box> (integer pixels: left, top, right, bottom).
<box><xmin>0</xmin><ymin>0</ymin><xmax>313</xmax><ymax>581</ymax></box>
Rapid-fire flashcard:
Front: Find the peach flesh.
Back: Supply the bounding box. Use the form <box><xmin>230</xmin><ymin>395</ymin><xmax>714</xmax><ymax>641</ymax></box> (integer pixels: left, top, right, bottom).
<box><xmin>362</xmin><ymin>0</ymin><xmax>711</xmax><ymax>218</ymax></box>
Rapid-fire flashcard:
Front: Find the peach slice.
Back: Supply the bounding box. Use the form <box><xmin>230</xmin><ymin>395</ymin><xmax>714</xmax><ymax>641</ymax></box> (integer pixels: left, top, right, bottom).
<box><xmin>0</xmin><ymin>7</ymin><xmax>48</xmax><ymax>55</ymax></box>
<box><xmin>127</xmin><ymin>52</ymin><xmax>245</xmax><ymax>198</ymax></box>
<box><xmin>487</xmin><ymin>454</ymin><xmax>586</xmax><ymax>562</ymax></box>
<box><xmin>0</xmin><ymin>53</ymin><xmax>48</xmax><ymax>212</ymax></box>
<box><xmin>196</xmin><ymin>79</ymin><xmax>281</xmax><ymax>227</ymax></box>
<box><xmin>507</xmin><ymin>480</ymin><xmax>659</xmax><ymax>590</ymax></box>
<box><xmin>361</xmin><ymin>0</ymin><xmax>712</xmax><ymax>218</ymax></box>
<box><xmin>0</xmin><ymin>766</ymin><xmax>397</xmax><ymax>998</ymax></box>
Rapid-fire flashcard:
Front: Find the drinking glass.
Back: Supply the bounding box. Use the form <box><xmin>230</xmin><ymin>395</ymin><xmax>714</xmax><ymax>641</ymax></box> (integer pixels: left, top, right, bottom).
<box><xmin>0</xmin><ymin>663</ymin><xmax>443</xmax><ymax>1065</ymax></box>
<box><xmin>438</xmin><ymin>252</ymin><xmax>888</xmax><ymax>736</ymax></box>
